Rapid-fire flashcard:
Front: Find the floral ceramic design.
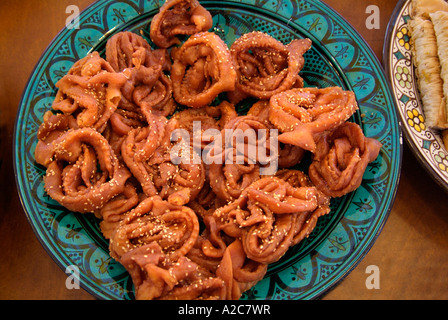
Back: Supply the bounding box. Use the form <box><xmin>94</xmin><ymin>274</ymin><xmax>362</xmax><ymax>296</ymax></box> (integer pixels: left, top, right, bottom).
<box><xmin>14</xmin><ymin>0</ymin><xmax>402</xmax><ymax>300</ymax></box>
<box><xmin>384</xmin><ymin>0</ymin><xmax>448</xmax><ymax>191</ymax></box>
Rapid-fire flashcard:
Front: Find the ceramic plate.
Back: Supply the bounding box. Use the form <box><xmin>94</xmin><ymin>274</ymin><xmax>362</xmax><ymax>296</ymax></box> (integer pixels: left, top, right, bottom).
<box><xmin>384</xmin><ymin>0</ymin><xmax>448</xmax><ymax>192</ymax></box>
<box><xmin>14</xmin><ymin>0</ymin><xmax>402</xmax><ymax>300</ymax></box>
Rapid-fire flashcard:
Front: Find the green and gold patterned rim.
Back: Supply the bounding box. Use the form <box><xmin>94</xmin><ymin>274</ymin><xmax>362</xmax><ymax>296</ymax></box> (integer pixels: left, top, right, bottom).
<box><xmin>14</xmin><ymin>0</ymin><xmax>402</xmax><ymax>300</ymax></box>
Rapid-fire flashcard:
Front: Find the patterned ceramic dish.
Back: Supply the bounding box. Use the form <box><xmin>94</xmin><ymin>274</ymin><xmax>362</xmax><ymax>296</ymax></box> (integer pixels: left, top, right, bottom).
<box><xmin>14</xmin><ymin>0</ymin><xmax>402</xmax><ymax>300</ymax></box>
<box><xmin>384</xmin><ymin>0</ymin><xmax>448</xmax><ymax>192</ymax></box>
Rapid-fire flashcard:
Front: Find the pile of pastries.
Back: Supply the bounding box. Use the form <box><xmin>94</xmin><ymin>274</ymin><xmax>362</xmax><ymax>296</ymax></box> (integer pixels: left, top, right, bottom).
<box><xmin>408</xmin><ymin>0</ymin><xmax>448</xmax><ymax>148</ymax></box>
<box><xmin>34</xmin><ymin>0</ymin><xmax>381</xmax><ymax>299</ymax></box>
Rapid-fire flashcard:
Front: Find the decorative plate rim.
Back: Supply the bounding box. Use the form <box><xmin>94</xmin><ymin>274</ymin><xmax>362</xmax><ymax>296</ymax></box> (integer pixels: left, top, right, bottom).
<box><xmin>14</xmin><ymin>0</ymin><xmax>402</xmax><ymax>300</ymax></box>
<box><xmin>383</xmin><ymin>0</ymin><xmax>448</xmax><ymax>193</ymax></box>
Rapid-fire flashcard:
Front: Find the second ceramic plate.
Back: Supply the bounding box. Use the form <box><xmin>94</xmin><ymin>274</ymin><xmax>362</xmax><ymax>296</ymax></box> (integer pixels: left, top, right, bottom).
<box><xmin>384</xmin><ymin>0</ymin><xmax>448</xmax><ymax>192</ymax></box>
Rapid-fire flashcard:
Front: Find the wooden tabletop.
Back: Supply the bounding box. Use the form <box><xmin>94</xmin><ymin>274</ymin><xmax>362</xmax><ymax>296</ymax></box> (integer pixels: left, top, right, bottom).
<box><xmin>1</xmin><ymin>0</ymin><xmax>448</xmax><ymax>300</ymax></box>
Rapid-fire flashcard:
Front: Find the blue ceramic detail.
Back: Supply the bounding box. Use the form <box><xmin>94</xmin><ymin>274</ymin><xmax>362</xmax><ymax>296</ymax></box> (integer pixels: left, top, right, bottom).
<box><xmin>14</xmin><ymin>0</ymin><xmax>402</xmax><ymax>300</ymax></box>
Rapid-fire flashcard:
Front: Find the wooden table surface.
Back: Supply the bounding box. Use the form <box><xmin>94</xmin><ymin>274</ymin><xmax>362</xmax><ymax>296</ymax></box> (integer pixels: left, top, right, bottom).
<box><xmin>1</xmin><ymin>0</ymin><xmax>448</xmax><ymax>300</ymax></box>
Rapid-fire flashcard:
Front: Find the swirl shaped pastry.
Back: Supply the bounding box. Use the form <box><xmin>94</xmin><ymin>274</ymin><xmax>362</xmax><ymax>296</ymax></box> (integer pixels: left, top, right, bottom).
<box><xmin>106</xmin><ymin>31</ymin><xmax>176</xmax><ymax>119</ymax></box>
<box><xmin>150</xmin><ymin>0</ymin><xmax>213</xmax><ymax>49</ymax></box>
<box><xmin>308</xmin><ymin>122</ymin><xmax>382</xmax><ymax>197</ymax></box>
<box><xmin>187</xmin><ymin>179</ymin><xmax>225</xmax><ymax>221</ymax></box>
<box><xmin>248</xmin><ymin>100</ymin><xmax>304</xmax><ymax>167</ymax></box>
<box><xmin>241</xmin><ymin>178</ymin><xmax>319</xmax><ymax>264</ymax></box>
<box><xmin>171</xmin><ymin>32</ymin><xmax>236</xmax><ymax>107</ymax></box>
<box><xmin>110</xmin><ymin>197</ymin><xmax>227</xmax><ymax>299</ymax></box>
<box><xmin>110</xmin><ymin>196</ymin><xmax>200</xmax><ymax>261</ymax></box>
<box><xmin>107</xmin><ymin>31</ymin><xmax>153</xmax><ymax>72</ymax></box>
<box><xmin>278</xmin><ymin>143</ymin><xmax>305</xmax><ymax>168</ymax></box>
<box><xmin>213</xmin><ymin>177</ymin><xmax>319</xmax><ymax>264</ymax></box>
<box><xmin>98</xmin><ymin>181</ymin><xmax>140</xmax><ymax>239</ymax></box>
<box><xmin>42</xmin><ymin>128</ymin><xmax>131</xmax><ymax>213</ymax></box>
<box><xmin>216</xmin><ymin>239</ymin><xmax>267</xmax><ymax>300</ymax></box>
<box><xmin>173</xmin><ymin>100</ymin><xmax>238</xmax><ymax>149</ymax></box>
<box><xmin>274</xmin><ymin>169</ymin><xmax>310</xmax><ymax>189</ymax></box>
<box><xmin>118</xmin><ymin>242</ymin><xmax>225</xmax><ymax>300</ymax></box>
<box><xmin>243</xmin><ymin>176</ymin><xmax>319</xmax><ymax>214</ymax></box>
<box><xmin>108</xmin><ymin>101</ymin><xmax>147</xmax><ymax>137</ymax></box>
<box><xmin>230</xmin><ymin>32</ymin><xmax>312</xmax><ymax>101</ymax></box>
<box><xmin>275</xmin><ymin>169</ymin><xmax>331</xmax><ymax>244</ymax></box>
<box><xmin>52</xmin><ymin>52</ymin><xmax>127</xmax><ymax>133</ymax></box>
<box><xmin>35</xmin><ymin>111</ymin><xmax>78</xmax><ymax>167</ymax></box>
<box><xmin>247</xmin><ymin>100</ymin><xmax>271</xmax><ymax>121</ymax></box>
<box><xmin>269</xmin><ymin>86</ymin><xmax>359</xmax><ymax>152</ymax></box>
<box><xmin>132</xmin><ymin>72</ymin><xmax>177</xmax><ymax>118</ymax></box>
<box><xmin>121</xmin><ymin>114</ymin><xmax>206</xmax><ymax>205</ymax></box>
<box><xmin>181</xmin><ymin>214</ymin><xmax>233</xmax><ymax>285</ymax></box>
<box><xmin>207</xmin><ymin>115</ymin><xmax>279</xmax><ymax>202</ymax></box>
